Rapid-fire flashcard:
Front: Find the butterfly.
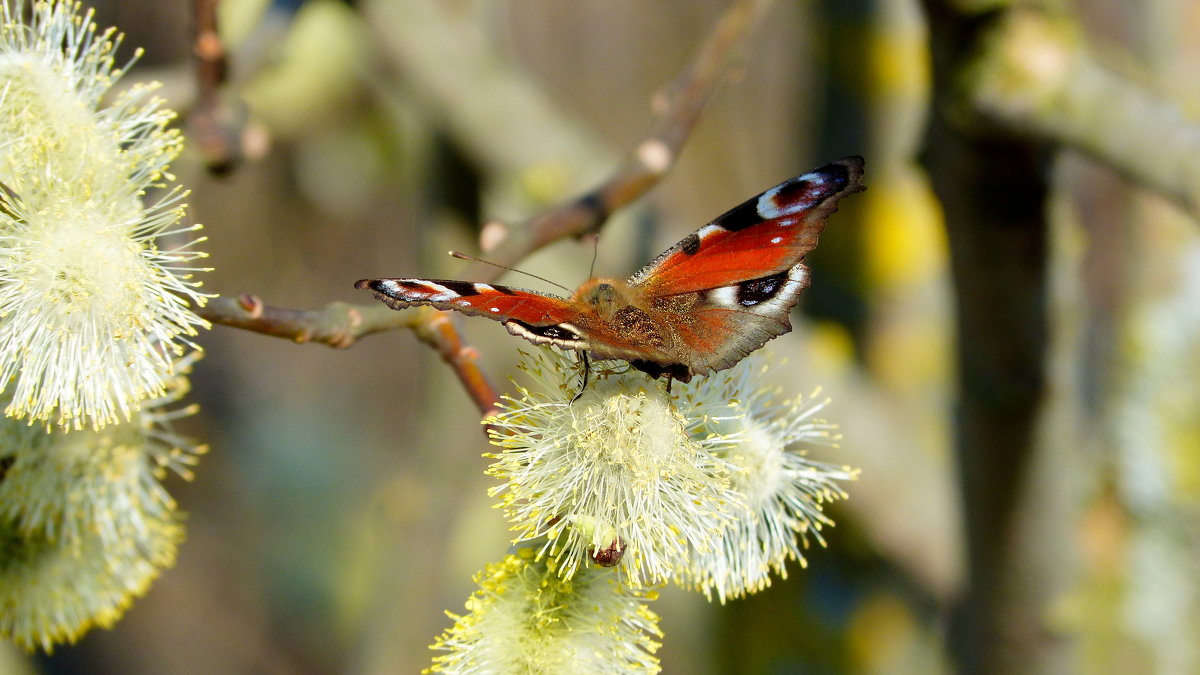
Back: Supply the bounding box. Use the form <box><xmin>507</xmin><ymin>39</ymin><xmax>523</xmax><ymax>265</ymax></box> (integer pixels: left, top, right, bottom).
<box><xmin>357</xmin><ymin>157</ymin><xmax>864</xmax><ymax>383</ymax></box>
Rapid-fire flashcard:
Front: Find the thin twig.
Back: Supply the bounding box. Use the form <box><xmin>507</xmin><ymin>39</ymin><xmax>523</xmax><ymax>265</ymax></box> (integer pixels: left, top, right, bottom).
<box><xmin>189</xmin><ymin>0</ymin><xmax>241</xmax><ymax>174</ymax></box>
<box><xmin>463</xmin><ymin>0</ymin><xmax>777</xmax><ymax>281</ymax></box>
<box><xmin>196</xmin><ymin>294</ymin><xmax>408</xmax><ymax>348</ymax></box>
<box><xmin>196</xmin><ymin>295</ymin><xmax>501</xmax><ymax>416</ymax></box>
<box><xmin>410</xmin><ymin>310</ymin><xmax>503</xmax><ymax>418</ymax></box>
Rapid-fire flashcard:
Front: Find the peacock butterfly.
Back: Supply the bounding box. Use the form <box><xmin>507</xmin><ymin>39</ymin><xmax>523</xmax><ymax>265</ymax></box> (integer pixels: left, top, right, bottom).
<box><xmin>356</xmin><ymin>157</ymin><xmax>864</xmax><ymax>382</ymax></box>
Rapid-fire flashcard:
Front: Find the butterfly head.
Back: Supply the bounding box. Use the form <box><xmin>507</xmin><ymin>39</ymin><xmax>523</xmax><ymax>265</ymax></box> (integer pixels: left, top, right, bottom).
<box><xmin>574</xmin><ymin>278</ymin><xmax>631</xmax><ymax>321</ymax></box>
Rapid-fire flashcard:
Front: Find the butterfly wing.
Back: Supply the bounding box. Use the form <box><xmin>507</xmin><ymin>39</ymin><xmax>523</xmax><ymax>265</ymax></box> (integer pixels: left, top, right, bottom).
<box><xmin>355</xmin><ymin>278</ymin><xmax>590</xmax><ymax>348</ymax></box>
<box><xmin>631</xmin><ymin>157</ymin><xmax>864</xmax><ymax>375</ymax></box>
<box><xmin>644</xmin><ymin>264</ymin><xmax>812</xmax><ymax>376</ymax></box>
<box><xmin>631</xmin><ymin>157</ymin><xmax>863</xmax><ymax>295</ymax></box>
<box><xmin>357</xmin><ymin>157</ymin><xmax>864</xmax><ymax>381</ymax></box>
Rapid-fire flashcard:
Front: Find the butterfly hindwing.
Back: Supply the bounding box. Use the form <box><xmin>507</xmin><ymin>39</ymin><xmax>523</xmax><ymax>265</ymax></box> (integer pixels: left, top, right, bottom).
<box><xmin>648</xmin><ymin>264</ymin><xmax>811</xmax><ymax>375</ymax></box>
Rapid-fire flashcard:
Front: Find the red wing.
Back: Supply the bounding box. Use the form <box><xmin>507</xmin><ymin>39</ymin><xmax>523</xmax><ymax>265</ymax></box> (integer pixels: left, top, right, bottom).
<box><xmin>357</xmin><ymin>278</ymin><xmax>671</xmax><ymax>358</ymax></box>
<box><xmin>355</xmin><ymin>278</ymin><xmax>577</xmax><ymax>325</ymax></box>
<box><xmin>629</xmin><ymin>157</ymin><xmax>864</xmax><ymax>297</ymax></box>
<box><xmin>649</xmin><ymin>264</ymin><xmax>810</xmax><ymax>376</ymax></box>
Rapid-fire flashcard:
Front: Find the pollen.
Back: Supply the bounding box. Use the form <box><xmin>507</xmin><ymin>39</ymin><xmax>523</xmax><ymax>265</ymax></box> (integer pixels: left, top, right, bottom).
<box><xmin>484</xmin><ymin>348</ymin><xmax>740</xmax><ymax>586</ymax></box>
<box><xmin>0</xmin><ymin>0</ymin><xmax>208</xmax><ymax>429</ymax></box>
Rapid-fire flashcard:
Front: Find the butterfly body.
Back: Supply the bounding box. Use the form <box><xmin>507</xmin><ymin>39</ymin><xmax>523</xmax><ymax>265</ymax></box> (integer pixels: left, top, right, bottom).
<box><xmin>357</xmin><ymin>157</ymin><xmax>865</xmax><ymax>383</ymax></box>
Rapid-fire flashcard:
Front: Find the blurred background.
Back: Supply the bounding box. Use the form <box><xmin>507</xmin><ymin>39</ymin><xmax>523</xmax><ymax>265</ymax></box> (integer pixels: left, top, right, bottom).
<box><xmin>6</xmin><ymin>0</ymin><xmax>1200</xmax><ymax>673</ymax></box>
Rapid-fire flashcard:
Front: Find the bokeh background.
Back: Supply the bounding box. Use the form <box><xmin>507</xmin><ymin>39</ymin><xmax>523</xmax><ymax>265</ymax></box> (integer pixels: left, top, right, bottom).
<box><xmin>5</xmin><ymin>0</ymin><xmax>1200</xmax><ymax>673</ymax></box>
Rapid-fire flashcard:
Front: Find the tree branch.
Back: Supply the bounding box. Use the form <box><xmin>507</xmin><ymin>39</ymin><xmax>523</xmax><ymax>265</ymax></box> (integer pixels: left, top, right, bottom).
<box><xmin>197</xmin><ymin>295</ymin><xmax>501</xmax><ymax>416</ymax></box>
<box><xmin>189</xmin><ymin>0</ymin><xmax>242</xmax><ymax>174</ymax></box>
<box><xmin>965</xmin><ymin>9</ymin><xmax>1200</xmax><ymax>219</ymax></box>
<box><xmin>465</xmin><ymin>0</ymin><xmax>777</xmax><ymax>281</ymax></box>
<box><xmin>923</xmin><ymin>2</ymin><xmax>1062</xmax><ymax>672</ymax></box>
<box><xmin>197</xmin><ymin>294</ymin><xmax>401</xmax><ymax>347</ymax></box>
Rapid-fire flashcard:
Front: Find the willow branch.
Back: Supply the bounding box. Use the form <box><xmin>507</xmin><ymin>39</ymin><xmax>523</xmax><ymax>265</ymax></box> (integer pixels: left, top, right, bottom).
<box><xmin>412</xmin><ymin>310</ymin><xmax>503</xmax><ymax>418</ymax></box>
<box><xmin>188</xmin><ymin>0</ymin><xmax>243</xmax><ymax>174</ymax></box>
<box><xmin>966</xmin><ymin>9</ymin><xmax>1200</xmax><ymax>219</ymax></box>
<box><xmin>196</xmin><ymin>295</ymin><xmax>393</xmax><ymax>347</ymax></box>
<box><xmin>197</xmin><ymin>295</ymin><xmax>501</xmax><ymax>416</ymax></box>
<box><xmin>463</xmin><ymin>0</ymin><xmax>777</xmax><ymax>281</ymax></box>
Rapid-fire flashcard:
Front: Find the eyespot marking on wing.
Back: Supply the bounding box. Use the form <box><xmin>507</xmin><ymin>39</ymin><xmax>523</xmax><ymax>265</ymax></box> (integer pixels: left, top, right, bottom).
<box><xmin>433</xmin><ymin>280</ymin><xmax>481</xmax><ymax>297</ymax></box>
<box><xmin>736</xmin><ymin>270</ymin><xmax>790</xmax><ymax>306</ymax></box>
<box><xmin>715</xmin><ymin>200</ymin><xmax>761</xmax><ymax>232</ymax></box>
<box><xmin>505</xmin><ymin>320</ymin><xmax>587</xmax><ymax>348</ymax></box>
<box><xmin>703</xmin><ymin>265</ymin><xmax>810</xmax><ymax>312</ymax></box>
<box><xmin>369</xmin><ymin>279</ymin><xmax>458</xmax><ymax>302</ymax></box>
<box><xmin>758</xmin><ymin>161</ymin><xmax>852</xmax><ymax>219</ymax></box>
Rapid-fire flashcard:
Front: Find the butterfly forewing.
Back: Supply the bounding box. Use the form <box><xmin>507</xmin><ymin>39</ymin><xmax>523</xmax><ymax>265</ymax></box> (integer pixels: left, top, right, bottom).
<box><xmin>356</xmin><ymin>278</ymin><xmax>575</xmax><ymax>325</ymax></box>
<box><xmin>629</xmin><ymin>157</ymin><xmax>864</xmax><ymax>297</ymax></box>
<box><xmin>627</xmin><ymin>157</ymin><xmax>863</xmax><ymax>376</ymax></box>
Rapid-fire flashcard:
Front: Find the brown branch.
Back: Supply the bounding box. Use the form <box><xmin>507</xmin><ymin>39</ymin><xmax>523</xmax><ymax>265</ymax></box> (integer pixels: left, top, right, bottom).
<box><xmin>924</xmin><ymin>2</ymin><xmax>1061</xmax><ymax>673</ymax></box>
<box><xmin>410</xmin><ymin>310</ymin><xmax>503</xmax><ymax>418</ymax></box>
<box><xmin>965</xmin><ymin>9</ymin><xmax>1200</xmax><ymax>219</ymax></box>
<box><xmin>191</xmin><ymin>291</ymin><xmax>507</xmax><ymax>420</ymax></box>
<box><xmin>197</xmin><ymin>295</ymin><xmax>501</xmax><ymax>416</ymax></box>
<box><xmin>189</xmin><ymin>0</ymin><xmax>243</xmax><ymax>174</ymax></box>
<box><xmin>196</xmin><ymin>294</ymin><xmax>396</xmax><ymax>347</ymax></box>
<box><xmin>463</xmin><ymin>0</ymin><xmax>777</xmax><ymax>281</ymax></box>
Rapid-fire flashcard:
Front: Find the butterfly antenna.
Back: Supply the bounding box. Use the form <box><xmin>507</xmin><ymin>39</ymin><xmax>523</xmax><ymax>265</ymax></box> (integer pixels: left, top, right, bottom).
<box><xmin>586</xmin><ymin>233</ymin><xmax>600</xmax><ymax>279</ymax></box>
<box><xmin>449</xmin><ymin>251</ymin><xmax>571</xmax><ymax>293</ymax></box>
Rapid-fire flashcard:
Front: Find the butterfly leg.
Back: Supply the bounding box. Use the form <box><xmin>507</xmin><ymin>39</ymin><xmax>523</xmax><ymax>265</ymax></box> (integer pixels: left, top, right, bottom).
<box><xmin>572</xmin><ymin>352</ymin><xmax>591</xmax><ymax>403</ymax></box>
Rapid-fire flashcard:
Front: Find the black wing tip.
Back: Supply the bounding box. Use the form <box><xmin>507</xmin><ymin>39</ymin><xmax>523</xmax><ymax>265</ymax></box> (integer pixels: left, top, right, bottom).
<box><xmin>813</xmin><ymin>156</ymin><xmax>866</xmax><ymax>194</ymax></box>
<box><xmin>355</xmin><ymin>278</ymin><xmax>411</xmax><ymax>309</ymax></box>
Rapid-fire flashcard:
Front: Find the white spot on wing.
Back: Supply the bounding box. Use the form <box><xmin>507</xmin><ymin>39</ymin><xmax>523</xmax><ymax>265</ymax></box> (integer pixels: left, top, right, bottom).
<box><xmin>696</xmin><ymin>224</ymin><xmax>723</xmax><ymax>241</ymax></box>
<box><xmin>709</xmin><ymin>286</ymin><xmax>739</xmax><ymax>308</ymax></box>
<box><xmin>770</xmin><ymin>236</ymin><xmax>783</xmax><ymax>244</ymax></box>
<box><xmin>490</xmin><ymin>307</ymin><xmax>500</xmax><ymax>313</ymax></box>
<box><xmin>416</xmin><ymin>281</ymin><xmax>457</xmax><ymax>302</ymax></box>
